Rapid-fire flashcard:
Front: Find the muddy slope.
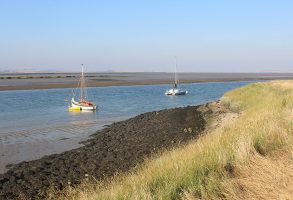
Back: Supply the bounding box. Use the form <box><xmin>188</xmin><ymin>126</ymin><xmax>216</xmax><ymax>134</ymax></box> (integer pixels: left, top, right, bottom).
<box><xmin>0</xmin><ymin>103</ymin><xmax>222</xmax><ymax>199</ymax></box>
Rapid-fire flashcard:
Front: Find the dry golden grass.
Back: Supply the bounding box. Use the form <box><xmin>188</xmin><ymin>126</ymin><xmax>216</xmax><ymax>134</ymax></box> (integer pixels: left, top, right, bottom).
<box><xmin>221</xmin><ymin>148</ymin><xmax>293</xmax><ymax>200</ymax></box>
<box><xmin>52</xmin><ymin>80</ymin><xmax>293</xmax><ymax>200</ymax></box>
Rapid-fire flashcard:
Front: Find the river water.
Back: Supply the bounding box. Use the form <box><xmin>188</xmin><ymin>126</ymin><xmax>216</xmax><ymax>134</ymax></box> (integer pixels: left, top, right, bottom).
<box><xmin>0</xmin><ymin>81</ymin><xmax>255</xmax><ymax>172</ymax></box>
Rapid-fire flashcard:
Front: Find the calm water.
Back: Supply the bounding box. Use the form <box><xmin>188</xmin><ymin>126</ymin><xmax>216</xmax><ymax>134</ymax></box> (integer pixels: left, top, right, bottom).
<box><xmin>0</xmin><ymin>81</ymin><xmax>255</xmax><ymax>140</ymax></box>
<box><xmin>0</xmin><ymin>81</ymin><xmax>257</xmax><ymax>171</ymax></box>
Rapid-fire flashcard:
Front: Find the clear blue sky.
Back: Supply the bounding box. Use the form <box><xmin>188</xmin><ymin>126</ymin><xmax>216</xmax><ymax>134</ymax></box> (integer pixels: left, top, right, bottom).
<box><xmin>1</xmin><ymin>0</ymin><xmax>293</xmax><ymax>72</ymax></box>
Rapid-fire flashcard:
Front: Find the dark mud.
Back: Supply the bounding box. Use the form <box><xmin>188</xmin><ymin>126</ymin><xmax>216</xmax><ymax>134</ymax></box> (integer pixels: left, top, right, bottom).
<box><xmin>0</xmin><ymin>103</ymin><xmax>222</xmax><ymax>199</ymax></box>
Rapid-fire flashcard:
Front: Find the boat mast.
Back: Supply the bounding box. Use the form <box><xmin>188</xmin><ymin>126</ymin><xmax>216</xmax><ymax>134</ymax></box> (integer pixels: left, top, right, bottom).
<box><xmin>80</xmin><ymin>64</ymin><xmax>84</xmax><ymax>101</ymax></box>
<box><xmin>174</xmin><ymin>57</ymin><xmax>178</xmax><ymax>87</ymax></box>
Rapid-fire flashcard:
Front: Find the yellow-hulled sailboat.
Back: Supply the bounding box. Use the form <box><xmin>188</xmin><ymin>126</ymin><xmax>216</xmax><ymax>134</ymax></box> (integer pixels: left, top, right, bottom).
<box><xmin>69</xmin><ymin>64</ymin><xmax>97</xmax><ymax>111</ymax></box>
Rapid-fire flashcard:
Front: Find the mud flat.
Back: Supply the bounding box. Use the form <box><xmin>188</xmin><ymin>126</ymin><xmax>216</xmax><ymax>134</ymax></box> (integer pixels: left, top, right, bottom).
<box><xmin>0</xmin><ymin>102</ymin><xmax>227</xmax><ymax>199</ymax></box>
<box><xmin>1</xmin><ymin>72</ymin><xmax>293</xmax><ymax>90</ymax></box>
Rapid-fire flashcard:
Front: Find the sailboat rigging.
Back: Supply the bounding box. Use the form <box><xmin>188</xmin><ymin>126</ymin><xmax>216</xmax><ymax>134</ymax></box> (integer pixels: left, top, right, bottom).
<box><xmin>165</xmin><ymin>59</ymin><xmax>188</xmax><ymax>96</ymax></box>
<box><xmin>68</xmin><ymin>64</ymin><xmax>97</xmax><ymax>111</ymax></box>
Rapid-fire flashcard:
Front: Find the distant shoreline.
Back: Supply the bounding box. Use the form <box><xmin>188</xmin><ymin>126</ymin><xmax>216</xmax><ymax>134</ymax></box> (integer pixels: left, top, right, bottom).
<box><xmin>1</xmin><ymin>72</ymin><xmax>293</xmax><ymax>91</ymax></box>
<box><xmin>0</xmin><ymin>78</ymin><xmax>291</xmax><ymax>91</ymax></box>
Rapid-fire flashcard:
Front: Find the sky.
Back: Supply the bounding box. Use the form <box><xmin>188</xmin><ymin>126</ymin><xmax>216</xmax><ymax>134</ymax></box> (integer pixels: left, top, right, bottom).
<box><xmin>0</xmin><ymin>0</ymin><xmax>293</xmax><ymax>72</ymax></box>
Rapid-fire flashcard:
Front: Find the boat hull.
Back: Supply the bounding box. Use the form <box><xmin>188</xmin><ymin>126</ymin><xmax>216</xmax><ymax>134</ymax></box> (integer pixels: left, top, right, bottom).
<box><xmin>165</xmin><ymin>89</ymin><xmax>188</xmax><ymax>96</ymax></box>
<box><xmin>69</xmin><ymin>98</ymin><xmax>97</xmax><ymax>111</ymax></box>
<box><xmin>69</xmin><ymin>105</ymin><xmax>97</xmax><ymax>111</ymax></box>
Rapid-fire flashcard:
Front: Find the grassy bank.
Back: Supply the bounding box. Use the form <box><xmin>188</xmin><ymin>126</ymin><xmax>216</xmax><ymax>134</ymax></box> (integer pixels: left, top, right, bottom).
<box><xmin>54</xmin><ymin>80</ymin><xmax>293</xmax><ymax>200</ymax></box>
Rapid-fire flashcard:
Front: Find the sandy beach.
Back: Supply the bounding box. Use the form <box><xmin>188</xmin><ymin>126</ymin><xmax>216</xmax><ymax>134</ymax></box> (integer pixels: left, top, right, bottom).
<box><xmin>0</xmin><ymin>101</ymin><xmax>226</xmax><ymax>199</ymax></box>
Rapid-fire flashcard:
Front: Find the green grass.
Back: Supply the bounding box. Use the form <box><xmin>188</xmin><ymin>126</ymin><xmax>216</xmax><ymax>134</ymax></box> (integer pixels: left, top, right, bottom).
<box><xmin>53</xmin><ymin>81</ymin><xmax>293</xmax><ymax>200</ymax></box>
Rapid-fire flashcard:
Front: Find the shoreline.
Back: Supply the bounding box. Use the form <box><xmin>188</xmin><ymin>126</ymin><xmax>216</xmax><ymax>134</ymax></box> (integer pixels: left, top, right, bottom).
<box><xmin>0</xmin><ymin>115</ymin><xmax>132</xmax><ymax>174</ymax></box>
<box><xmin>0</xmin><ymin>72</ymin><xmax>293</xmax><ymax>91</ymax></box>
<box><xmin>0</xmin><ymin>101</ymin><xmax>227</xmax><ymax>199</ymax></box>
<box><xmin>0</xmin><ymin>77</ymin><xmax>293</xmax><ymax>92</ymax></box>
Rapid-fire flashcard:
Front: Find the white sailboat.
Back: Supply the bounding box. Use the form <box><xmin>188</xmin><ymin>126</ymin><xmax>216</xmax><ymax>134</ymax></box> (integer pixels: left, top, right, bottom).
<box><xmin>69</xmin><ymin>65</ymin><xmax>97</xmax><ymax>111</ymax></box>
<box><xmin>165</xmin><ymin>60</ymin><xmax>188</xmax><ymax>96</ymax></box>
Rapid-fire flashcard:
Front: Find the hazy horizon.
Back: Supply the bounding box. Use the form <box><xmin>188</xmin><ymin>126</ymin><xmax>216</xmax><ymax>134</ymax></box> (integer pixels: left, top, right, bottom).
<box><xmin>1</xmin><ymin>1</ymin><xmax>293</xmax><ymax>72</ymax></box>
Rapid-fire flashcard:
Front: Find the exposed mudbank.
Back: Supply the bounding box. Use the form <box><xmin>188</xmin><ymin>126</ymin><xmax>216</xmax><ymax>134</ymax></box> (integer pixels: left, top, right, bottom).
<box><xmin>2</xmin><ymin>72</ymin><xmax>293</xmax><ymax>91</ymax></box>
<box><xmin>0</xmin><ymin>102</ymin><xmax>226</xmax><ymax>199</ymax></box>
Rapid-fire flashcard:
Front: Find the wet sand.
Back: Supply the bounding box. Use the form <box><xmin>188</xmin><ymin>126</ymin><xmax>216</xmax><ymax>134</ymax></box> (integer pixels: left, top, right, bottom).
<box><xmin>1</xmin><ymin>72</ymin><xmax>293</xmax><ymax>90</ymax></box>
<box><xmin>0</xmin><ymin>102</ymin><xmax>226</xmax><ymax>199</ymax></box>
<box><xmin>0</xmin><ymin>116</ymin><xmax>130</xmax><ymax>174</ymax></box>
